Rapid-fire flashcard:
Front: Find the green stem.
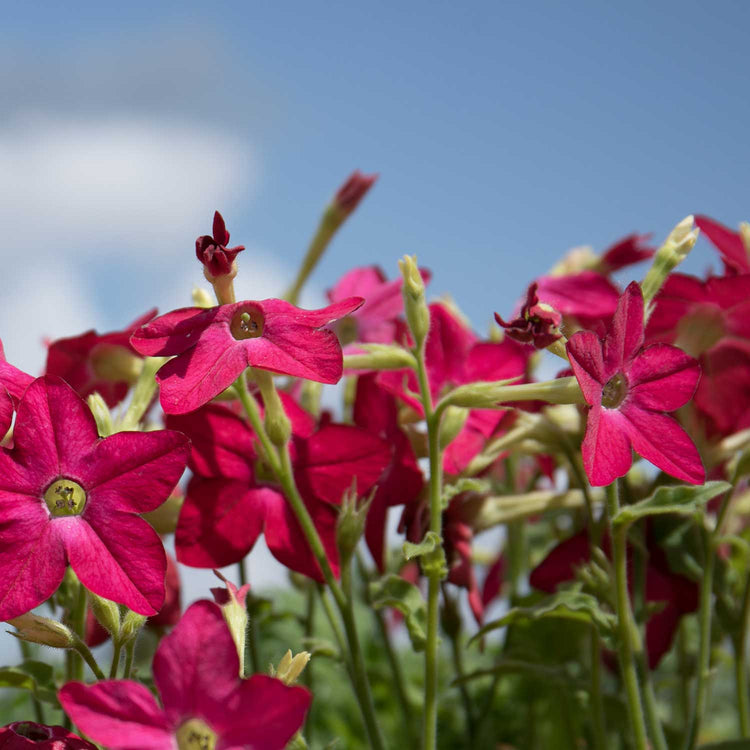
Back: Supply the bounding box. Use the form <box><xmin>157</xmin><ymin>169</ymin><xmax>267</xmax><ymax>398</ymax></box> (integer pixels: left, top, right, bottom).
<box><xmin>236</xmin><ymin>374</ymin><xmax>384</xmax><ymax>750</ymax></box>
<box><xmin>605</xmin><ymin>483</ymin><xmax>648</xmax><ymax>750</ymax></box>
<box><xmin>736</xmin><ymin>572</ymin><xmax>750</xmax><ymax>736</ymax></box>
<box><xmin>123</xmin><ymin>640</ymin><xmax>136</xmax><ymax>679</ymax></box>
<box><xmin>448</xmin><ymin>622</ymin><xmax>475</xmax><ymax>744</ymax></box>
<box><xmin>70</xmin><ymin>583</ymin><xmax>88</xmax><ymax>682</ymax></box>
<box><xmin>71</xmin><ymin>638</ymin><xmax>106</xmax><ymax>681</ymax></box>
<box><xmin>109</xmin><ymin>640</ymin><xmax>122</xmax><ymax>680</ymax></box>
<box><xmin>589</xmin><ymin>629</ymin><xmax>607</xmax><ymax>750</ymax></box>
<box><xmin>416</xmin><ymin>351</ymin><xmax>445</xmax><ymax>750</ymax></box>
<box><xmin>18</xmin><ymin>641</ymin><xmax>44</xmax><ymax>724</ymax></box>
<box><xmin>318</xmin><ymin>586</ymin><xmax>348</xmax><ymax>658</ymax></box>
<box><xmin>677</xmin><ymin>621</ymin><xmax>691</xmax><ymax>727</ymax></box>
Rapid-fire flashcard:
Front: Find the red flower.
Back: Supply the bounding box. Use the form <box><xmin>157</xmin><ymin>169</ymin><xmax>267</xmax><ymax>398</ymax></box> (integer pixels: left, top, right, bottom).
<box><xmin>167</xmin><ymin>397</ymin><xmax>390</xmax><ymax>581</ymax></box>
<box><xmin>0</xmin><ymin>377</ymin><xmax>189</xmax><ymax>620</ymax></box>
<box><xmin>0</xmin><ymin>340</ymin><xmax>34</xmax><ymax>402</ymax></box>
<box><xmin>695</xmin><ymin>214</ymin><xmax>750</xmax><ymax>275</ymax></box>
<box><xmin>535</xmin><ymin>271</ymin><xmax>620</xmax><ymax>330</ymax></box>
<box><xmin>195</xmin><ymin>211</ymin><xmax>245</xmax><ymax>278</ymax></box>
<box><xmin>334</xmin><ymin>170</ymin><xmax>377</xmax><ymax>215</ymax></box>
<box><xmin>530</xmin><ymin>530</ymin><xmax>698</xmax><ymax>668</ymax></box>
<box><xmin>566</xmin><ymin>282</ymin><xmax>704</xmax><ymax>486</ymax></box>
<box><xmin>0</xmin><ymin>722</ymin><xmax>96</xmax><ymax>749</ymax></box>
<box><xmin>59</xmin><ymin>601</ymin><xmax>310</xmax><ymax>750</ymax></box>
<box><xmin>130</xmin><ymin>297</ymin><xmax>363</xmax><ymax>415</ymax></box>
<box><xmin>45</xmin><ymin>310</ymin><xmax>157</xmax><ymax>408</ymax></box>
<box><xmin>327</xmin><ymin>265</ymin><xmax>430</xmax><ymax>344</ymax></box>
<box><xmin>598</xmin><ymin>233</ymin><xmax>655</xmax><ymax>273</ymax></box>
<box><xmin>495</xmin><ymin>282</ymin><xmax>562</xmax><ymax>349</ymax></box>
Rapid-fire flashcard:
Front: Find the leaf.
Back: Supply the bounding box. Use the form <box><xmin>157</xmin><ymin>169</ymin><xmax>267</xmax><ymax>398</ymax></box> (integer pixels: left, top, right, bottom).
<box><xmin>470</xmin><ymin>589</ymin><xmax>615</xmax><ymax>644</ymax></box>
<box><xmin>369</xmin><ymin>574</ymin><xmax>427</xmax><ymax>651</ymax></box>
<box><xmin>611</xmin><ymin>481</ymin><xmax>731</xmax><ymax>528</ymax></box>
<box><xmin>0</xmin><ymin>660</ymin><xmax>58</xmax><ymax>705</ymax></box>
<box><xmin>441</xmin><ymin>478</ymin><xmax>489</xmax><ymax>510</ymax></box>
<box><xmin>403</xmin><ymin>531</ymin><xmax>441</xmax><ymax>561</ymax></box>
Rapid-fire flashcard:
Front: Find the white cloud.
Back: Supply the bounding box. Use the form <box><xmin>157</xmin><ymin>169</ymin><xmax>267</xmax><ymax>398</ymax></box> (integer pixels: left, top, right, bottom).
<box><xmin>0</xmin><ymin>113</ymin><xmax>256</xmax><ymax>259</ymax></box>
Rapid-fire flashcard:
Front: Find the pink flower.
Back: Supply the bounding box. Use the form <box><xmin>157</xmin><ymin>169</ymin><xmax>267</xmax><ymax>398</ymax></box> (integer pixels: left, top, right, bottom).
<box><xmin>0</xmin><ymin>340</ymin><xmax>34</xmax><ymax>403</ymax></box>
<box><xmin>167</xmin><ymin>397</ymin><xmax>390</xmax><ymax>581</ymax></box>
<box><xmin>535</xmin><ymin>271</ymin><xmax>620</xmax><ymax>330</ymax></box>
<box><xmin>59</xmin><ymin>601</ymin><xmax>310</xmax><ymax>750</ymax></box>
<box><xmin>195</xmin><ymin>211</ymin><xmax>245</xmax><ymax>278</ymax></box>
<box><xmin>494</xmin><ymin>282</ymin><xmax>562</xmax><ymax>349</ymax></box>
<box><xmin>695</xmin><ymin>214</ymin><xmax>750</xmax><ymax>274</ymax></box>
<box><xmin>566</xmin><ymin>282</ymin><xmax>704</xmax><ymax>486</ymax></box>
<box><xmin>45</xmin><ymin>309</ymin><xmax>157</xmax><ymax>408</ymax></box>
<box><xmin>327</xmin><ymin>265</ymin><xmax>431</xmax><ymax>344</ymax></box>
<box><xmin>334</xmin><ymin>170</ymin><xmax>377</xmax><ymax>215</ymax></box>
<box><xmin>130</xmin><ymin>297</ymin><xmax>363</xmax><ymax>415</ymax></box>
<box><xmin>0</xmin><ymin>722</ymin><xmax>96</xmax><ymax>749</ymax></box>
<box><xmin>598</xmin><ymin>233</ymin><xmax>655</xmax><ymax>273</ymax></box>
<box><xmin>0</xmin><ymin>376</ymin><xmax>189</xmax><ymax>620</ymax></box>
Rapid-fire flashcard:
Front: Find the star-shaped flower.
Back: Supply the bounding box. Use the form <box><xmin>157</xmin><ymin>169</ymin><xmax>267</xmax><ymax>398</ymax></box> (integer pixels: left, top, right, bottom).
<box><xmin>195</xmin><ymin>211</ymin><xmax>245</xmax><ymax>278</ymax></box>
<box><xmin>566</xmin><ymin>281</ymin><xmax>704</xmax><ymax>487</ymax></box>
<box><xmin>130</xmin><ymin>297</ymin><xmax>363</xmax><ymax>414</ymax></box>
<box><xmin>59</xmin><ymin>601</ymin><xmax>310</xmax><ymax>750</ymax></box>
<box><xmin>0</xmin><ymin>722</ymin><xmax>96</xmax><ymax>749</ymax></box>
<box><xmin>0</xmin><ymin>376</ymin><xmax>189</xmax><ymax>620</ymax></box>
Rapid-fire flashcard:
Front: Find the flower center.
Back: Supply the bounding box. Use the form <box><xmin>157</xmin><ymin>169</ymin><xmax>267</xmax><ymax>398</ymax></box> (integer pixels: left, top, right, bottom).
<box><xmin>10</xmin><ymin>722</ymin><xmax>53</xmax><ymax>741</ymax></box>
<box><xmin>176</xmin><ymin>718</ymin><xmax>217</xmax><ymax>750</ymax></box>
<box><xmin>230</xmin><ymin>306</ymin><xmax>264</xmax><ymax>340</ymax></box>
<box><xmin>43</xmin><ymin>479</ymin><xmax>87</xmax><ymax>517</ymax></box>
<box><xmin>601</xmin><ymin>372</ymin><xmax>628</xmax><ymax>409</ymax></box>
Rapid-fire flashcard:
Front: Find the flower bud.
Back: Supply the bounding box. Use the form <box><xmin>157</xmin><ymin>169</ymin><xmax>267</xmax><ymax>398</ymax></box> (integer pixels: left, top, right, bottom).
<box><xmin>438</xmin><ymin>406</ymin><xmax>469</xmax><ymax>450</ymax></box>
<box><xmin>252</xmin><ymin>370</ymin><xmax>291</xmax><ymax>447</ymax></box>
<box><xmin>343</xmin><ymin>344</ymin><xmax>417</xmax><ymax>372</ymax></box>
<box><xmin>90</xmin><ymin>344</ymin><xmax>143</xmax><ymax>384</ymax></box>
<box><xmin>89</xmin><ymin>593</ymin><xmax>121</xmax><ymax>640</ymax></box>
<box><xmin>7</xmin><ymin>613</ymin><xmax>74</xmax><ymax>649</ymax></box>
<box><xmin>87</xmin><ymin>393</ymin><xmax>115</xmax><ymax>437</ymax></box>
<box><xmin>444</xmin><ymin>376</ymin><xmax>584</xmax><ymax>409</ymax></box>
<box><xmin>274</xmin><ymin>649</ymin><xmax>311</xmax><ymax>685</ymax></box>
<box><xmin>120</xmin><ymin>610</ymin><xmax>147</xmax><ymax>644</ymax></box>
<box><xmin>641</xmin><ymin>216</ymin><xmax>699</xmax><ymax>309</ymax></box>
<box><xmin>398</xmin><ymin>255</ymin><xmax>430</xmax><ymax>348</ymax></box>
<box><xmin>334</xmin><ymin>171</ymin><xmax>377</xmax><ymax>216</ymax></box>
<box><xmin>336</xmin><ymin>486</ymin><xmax>374</xmax><ymax>566</ymax></box>
<box><xmin>211</xmin><ymin>570</ymin><xmax>251</xmax><ymax>673</ymax></box>
<box><xmin>192</xmin><ymin>286</ymin><xmax>215</xmax><ymax>309</ymax></box>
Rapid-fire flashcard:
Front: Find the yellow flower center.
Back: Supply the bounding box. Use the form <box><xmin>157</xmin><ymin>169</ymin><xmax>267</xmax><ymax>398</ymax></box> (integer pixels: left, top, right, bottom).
<box><xmin>601</xmin><ymin>372</ymin><xmax>628</xmax><ymax>409</ymax></box>
<box><xmin>43</xmin><ymin>479</ymin><xmax>87</xmax><ymax>517</ymax></box>
<box><xmin>230</xmin><ymin>307</ymin><xmax>264</xmax><ymax>341</ymax></box>
<box><xmin>176</xmin><ymin>719</ymin><xmax>217</xmax><ymax>750</ymax></box>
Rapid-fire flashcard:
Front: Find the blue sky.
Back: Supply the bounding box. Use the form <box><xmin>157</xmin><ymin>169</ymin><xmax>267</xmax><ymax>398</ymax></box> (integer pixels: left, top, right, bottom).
<box><xmin>1</xmin><ymin>1</ymin><xmax>747</xmax><ymax>367</ymax></box>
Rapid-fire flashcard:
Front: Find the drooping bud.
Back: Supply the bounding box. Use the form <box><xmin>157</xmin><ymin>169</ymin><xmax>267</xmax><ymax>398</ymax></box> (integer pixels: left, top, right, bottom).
<box><xmin>398</xmin><ymin>255</ymin><xmax>430</xmax><ymax>349</ymax></box>
<box><xmin>285</xmin><ymin>171</ymin><xmax>377</xmax><ymax>304</ymax></box>
<box><xmin>7</xmin><ymin>613</ymin><xmax>74</xmax><ymax>649</ymax></box>
<box><xmin>641</xmin><ymin>216</ymin><xmax>699</xmax><ymax>311</ymax></box>
<box><xmin>210</xmin><ymin>570</ymin><xmax>251</xmax><ymax>673</ymax></box>
<box><xmin>273</xmin><ymin>649</ymin><xmax>311</xmax><ymax>685</ymax></box>
<box><xmin>89</xmin><ymin>593</ymin><xmax>121</xmax><ymax>640</ymax></box>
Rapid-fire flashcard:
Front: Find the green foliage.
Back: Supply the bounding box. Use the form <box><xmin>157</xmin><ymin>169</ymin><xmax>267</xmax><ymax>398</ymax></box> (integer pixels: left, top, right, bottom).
<box><xmin>369</xmin><ymin>575</ymin><xmax>427</xmax><ymax>651</ymax></box>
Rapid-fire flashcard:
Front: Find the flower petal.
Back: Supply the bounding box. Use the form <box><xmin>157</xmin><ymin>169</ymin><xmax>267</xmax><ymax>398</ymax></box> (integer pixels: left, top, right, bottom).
<box><xmin>628</xmin><ymin>344</ymin><xmax>700</xmax><ymax>411</ymax></box>
<box><xmin>529</xmin><ymin>531</ymin><xmax>591</xmax><ymax>592</ymax></box>
<box><xmin>64</xmin><ymin>509</ymin><xmax>166</xmax><ymax>615</ymax></box>
<box><xmin>58</xmin><ymin>681</ymin><xmax>173</xmax><ymax>750</ymax></box>
<box><xmin>130</xmin><ymin>306</ymin><xmax>218</xmax><ymax>357</ymax></box>
<box><xmin>260</xmin><ymin>296</ymin><xmax>364</xmax><ymax>327</ymax></box>
<box><xmin>566</xmin><ymin>331</ymin><xmax>605</xmax><ymax>404</ymax></box>
<box><xmin>581</xmin><ymin>405</ymin><xmax>633</xmax><ymax>487</ymax></box>
<box><xmin>175</xmin><ymin>477</ymin><xmax>264</xmax><ymax>568</ymax></box>
<box><xmin>620</xmin><ymin>405</ymin><xmax>705</xmax><ymax>484</ymax></box>
<box><xmin>153</xmin><ymin>601</ymin><xmax>240</xmax><ymax>727</ymax></box>
<box><xmin>603</xmin><ymin>281</ymin><xmax>644</xmax><ymax>372</ymax></box>
<box><xmin>695</xmin><ymin>214</ymin><xmax>750</xmax><ymax>274</ymax></box>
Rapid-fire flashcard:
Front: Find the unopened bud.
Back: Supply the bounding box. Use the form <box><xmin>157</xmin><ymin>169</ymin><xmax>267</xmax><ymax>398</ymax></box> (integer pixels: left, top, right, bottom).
<box><xmin>89</xmin><ymin>594</ymin><xmax>121</xmax><ymax>639</ymax></box>
<box><xmin>211</xmin><ymin>571</ymin><xmax>250</xmax><ymax>673</ymax></box>
<box><xmin>439</xmin><ymin>406</ymin><xmax>469</xmax><ymax>450</ymax></box>
<box><xmin>192</xmin><ymin>286</ymin><xmax>215</xmax><ymax>309</ymax></box>
<box><xmin>120</xmin><ymin>610</ymin><xmax>147</xmax><ymax>644</ymax></box>
<box><xmin>7</xmin><ymin>613</ymin><xmax>74</xmax><ymax>649</ymax></box>
<box><xmin>641</xmin><ymin>216</ymin><xmax>699</xmax><ymax>309</ymax></box>
<box><xmin>343</xmin><ymin>344</ymin><xmax>417</xmax><ymax>372</ymax></box>
<box><xmin>274</xmin><ymin>649</ymin><xmax>311</xmax><ymax>685</ymax></box>
<box><xmin>252</xmin><ymin>370</ymin><xmax>291</xmax><ymax>447</ymax></box>
<box><xmin>90</xmin><ymin>344</ymin><xmax>143</xmax><ymax>384</ymax></box>
<box><xmin>87</xmin><ymin>393</ymin><xmax>115</xmax><ymax>437</ymax></box>
<box><xmin>398</xmin><ymin>255</ymin><xmax>430</xmax><ymax>348</ymax></box>
<box><xmin>445</xmin><ymin>376</ymin><xmax>584</xmax><ymax>409</ymax></box>
<box><xmin>336</xmin><ymin>486</ymin><xmax>374</xmax><ymax>565</ymax></box>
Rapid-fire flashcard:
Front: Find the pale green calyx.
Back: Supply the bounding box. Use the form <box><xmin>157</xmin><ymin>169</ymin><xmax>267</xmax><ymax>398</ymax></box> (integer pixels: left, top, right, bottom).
<box><xmin>44</xmin><ymin>479</ymin><xmax>87</xmax><ymax>517</ymax></box>
<box><xmin>7</xmin><ymin>613</ymin><xmax>74</xmax><ymax>649</ymax></box>
<box><xmin>343</xmin><ymin>344</ymin><xmax>417</xmax><ymax>371</ymax></box>
<box><xmin>398</xmin><ymin>254</ymin><xmax>430</xmax><ymax>348</ymax></box>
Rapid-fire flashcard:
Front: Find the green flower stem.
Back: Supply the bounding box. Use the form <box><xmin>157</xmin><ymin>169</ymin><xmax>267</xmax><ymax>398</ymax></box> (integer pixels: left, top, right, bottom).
<box><xmin>123</xmin><ymin>640</ymin><xmax>136</xmax><ymax>679</ymax></box>
<box><xmin>70</xmin><ymin>583</ymin><xmax>88</xmax><ymax>683</ymax></box>
<box><xmin>18</xmin><ymin>641</ymin><xmax>44</xmax><ymax>724</ymax></box>
<box><xmin>605</xmin><ymin>482</ymin><xmax>649</xmax><ymax>750</ymax></box>
<box><xmin>317</xmin><ymin>586</ymin><xmax>348</xmax><ymax>659</ymax></box>
<box><xmin>109</xmin><ymin>640</ymin><xmax>122</xmax><ymax>679</ymax></box>
<box><xmin>119</xmin><ymin>357</ymin><xmax>166</xmax><ymax>431</ymax></box>
<box><xmin>71</xmin><ymin>638</ymin><xmax>106</xmax><ymax>681</ymax></box>
<box><xmin>735</xmin><ymin>573</ymin><xmax>750</xmax><ymax>736</ymax></box>
<box><xmin>235</xmin><ymin>375</ymin><xmax>385</xmax><ymax>750</ymax></box>
<box><xmin>588</xmin><ymin>629</ymin><xmax>607</xmax><ymax>750</ymax></box>
<box><xmin>683</xmin><ymin>493</ymin><xmax>731</xmax><ymax>750</ymax></box>
<box><xmin>417</xmin><ymin>351</ymin><xmax>445</xmax><ymax>750</ymax></box>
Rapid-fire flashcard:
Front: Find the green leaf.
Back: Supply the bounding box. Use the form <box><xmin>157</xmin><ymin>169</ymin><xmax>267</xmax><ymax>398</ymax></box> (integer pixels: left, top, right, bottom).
<box><xmin>470</xmin><ymin>589</ymin><xmax>615</xmax><ymax>644</ymax></box>
<box><xmin>0</xmin><ymin>660</ymin><xmax>58</xmax><ymax>705</ymax></box>
<box><xmin>403</xmin><ymin>531</ymin><xmax>441</xmax><ymax>561</ymax></box>
<box><xmin>369</xmin><ymin>574</ymin><xmax>427</xmax><ymax>651</ymax></box>
<box><xmin>611</xmin><ymin>481</ymin><xmax>730</xmax><ymax>528</ymax></box>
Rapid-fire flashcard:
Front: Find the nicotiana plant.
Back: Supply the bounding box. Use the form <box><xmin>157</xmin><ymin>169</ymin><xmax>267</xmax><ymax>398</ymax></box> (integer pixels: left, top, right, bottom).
<box><xmin>1</xmin><ymin>173</ymin><xmax>750</xmax><ymax>750</ymax></box>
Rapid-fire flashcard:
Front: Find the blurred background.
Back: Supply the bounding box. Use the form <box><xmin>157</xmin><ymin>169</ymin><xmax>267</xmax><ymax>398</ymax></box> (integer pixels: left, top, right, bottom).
<box><xmin>0</xmin><ymin>0</ymin><xmax>747</xmax><ymax>657</ymax></box>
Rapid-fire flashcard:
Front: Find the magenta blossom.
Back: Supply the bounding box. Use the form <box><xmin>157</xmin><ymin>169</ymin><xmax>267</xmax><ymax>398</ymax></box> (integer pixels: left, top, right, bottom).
<box><xmin>494</xmin><ymin>282</ymin><xmax>562</xmax><ymax>349</ymax></box>
<box><xmin>0</xmin><ymin>340</ymin><xmax>34</xmax><ymax>403</ymax></box>
<box><xmin>59</xmin><ymin>601</ymin><xmax>310</xmax><ymax>750</ymax></box>
<box><xmin>0</xmin><ymin>376</ymin><xmax>189</xmax><ymax>620</ymax></box>
<box><xmin>334</xmin><ymin>170</ymin><xmax>378</xmax><ymax>215</ymax></box>
<box><xmin>535</xmin><ymin>270</ymin><xmax>620</xmax><ymax>330</ymax></box>
<box><xmin>567</xmin><ymin>281</ymin><xmax>704</xmax><ymax>487</ymax></box>
<box><xmin>45</xmin><ymin>309</ymin><xmax>157</xmax><ymax>408</ymax></box>
<box><xmin>131</xmin><ymin>297</ymin><xmax>363</xmax><ymax>415</ymax></box>
<box><xmin>695</xmin><ymin>214</ymin><xmax>750</xmax><ymax>275</ymax></box>
<box><xmin>0</xmin><ymin>722</ymin><xmax>95</xmax><ymax>749</ymax></box>
<box><xmin>195</xmin><ymin>211</ymin><xmax>245</xmax><ymax>278</ymax></box>
<box><xmin>598</xmin><ymin>233</ymin><xmax>655</xmax><ymax>273</ymax></box>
